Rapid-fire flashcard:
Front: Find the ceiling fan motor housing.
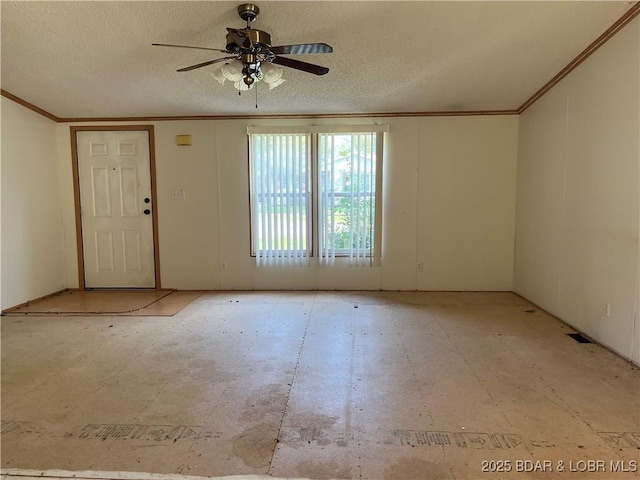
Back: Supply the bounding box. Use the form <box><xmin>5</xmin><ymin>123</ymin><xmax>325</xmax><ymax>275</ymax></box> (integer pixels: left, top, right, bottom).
<box><xmin>225</xmin><ymin>28</ymin><xmax>272</xmax><ymax>53</ymax></box>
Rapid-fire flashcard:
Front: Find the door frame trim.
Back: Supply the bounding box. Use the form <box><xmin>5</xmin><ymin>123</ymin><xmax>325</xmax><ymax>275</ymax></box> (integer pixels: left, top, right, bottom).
<box><xmin>70</xmin><ymin>125</ymin><xmax>161</xmax><ymax>290</ymax></box>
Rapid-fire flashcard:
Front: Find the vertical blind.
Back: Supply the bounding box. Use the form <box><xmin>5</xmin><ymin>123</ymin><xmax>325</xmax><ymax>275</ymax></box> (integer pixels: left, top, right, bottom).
<box><xmin>318</xmin><ymin>132</ymin><xmax>377</xmax><ymax>266</ymax></box>
<box><xmin>250</xmin><ymin>133</ymin><xmax>311</xmax><ymax>266</ymax></box>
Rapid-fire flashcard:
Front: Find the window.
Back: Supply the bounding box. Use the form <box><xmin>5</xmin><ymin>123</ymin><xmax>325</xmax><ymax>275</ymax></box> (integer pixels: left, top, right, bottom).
<box><xmin>249</xmin><ymin>126</ymin><xmax>386</xmax><ymax>267</ymax></box>
<box><xmin>249</xmin><ymin>132</ymin><xmax>311</xmax><ymax>266</ymax></box>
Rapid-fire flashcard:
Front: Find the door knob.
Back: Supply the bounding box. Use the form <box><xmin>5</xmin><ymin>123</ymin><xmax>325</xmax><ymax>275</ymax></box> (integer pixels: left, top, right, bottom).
<box><xmin>144</xmin><ymin>197</ymin><xmax>150</xmax><ymax>203</ymax></box>
<box><xmin>144</xmin><ymin>209</ymin><xmax>151</xmax><ymax>215</ymax></box>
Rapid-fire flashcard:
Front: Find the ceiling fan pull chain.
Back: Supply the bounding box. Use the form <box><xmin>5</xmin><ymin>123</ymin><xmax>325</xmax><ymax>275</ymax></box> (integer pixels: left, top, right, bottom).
<box><xmin>255</xmin><ymin>82</ymin><xmax>259</xmax><ymax>109</ymax></box>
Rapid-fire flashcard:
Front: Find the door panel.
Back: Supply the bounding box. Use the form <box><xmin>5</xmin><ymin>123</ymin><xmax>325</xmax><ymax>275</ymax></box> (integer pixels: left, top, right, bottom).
<box><xmin>91</xmin><ymin>166</ymin><xmax>112</xmax><ymax>216</ymax></box>
<box><xmin>77</xmin><ymin>131</ymin><xmax>155</xmax><ymax>288</ymax></box>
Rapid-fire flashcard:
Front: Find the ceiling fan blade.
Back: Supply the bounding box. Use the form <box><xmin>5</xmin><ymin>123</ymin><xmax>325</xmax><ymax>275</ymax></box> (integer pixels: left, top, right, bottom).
<box><xmin>272</xmin><ymin>56</ymin><xmax>329</xmax><ymax>76</ymax></box>
<box><xmin>270</xmin><ymin>43</ymin><xmax>333</xmax><ymax>55</ymax></box>
<box><xmin>153</xmin><ymin>43</ymin><xmax>229</xmax><ymax>54</ymax></box>
<box><xmin>177</xmin><ymin>56</ymin><xmax>237</xmax><ymax>72</ymax></box>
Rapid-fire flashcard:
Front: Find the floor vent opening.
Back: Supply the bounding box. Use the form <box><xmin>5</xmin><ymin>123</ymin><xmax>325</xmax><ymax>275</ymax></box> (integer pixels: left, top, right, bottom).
<box><xmin>567</xmin><ymin>333</ymin><xmax>592</xmax><ymax>343</ymax></box>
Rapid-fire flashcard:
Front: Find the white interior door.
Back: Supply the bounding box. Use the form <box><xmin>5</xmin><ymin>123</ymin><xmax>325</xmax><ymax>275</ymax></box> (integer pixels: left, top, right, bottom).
<box><xmin>77</xmin><ymin>130</ymin><xmax>156</xmax><ymax>288</ymax></box>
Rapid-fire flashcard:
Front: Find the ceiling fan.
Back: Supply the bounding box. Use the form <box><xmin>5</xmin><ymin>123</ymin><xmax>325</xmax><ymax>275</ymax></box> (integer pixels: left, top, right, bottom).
<box><xmin>153</xmin><ymin>3</ymin><xmax>333</xmax><ymax>90</ymax></box>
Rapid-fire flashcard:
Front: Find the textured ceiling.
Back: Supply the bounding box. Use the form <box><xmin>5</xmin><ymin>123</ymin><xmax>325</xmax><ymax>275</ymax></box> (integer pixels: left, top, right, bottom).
<box><xmin>1</xmin><ymin>1</ymin><xmax>636</xmax><ymax>118</ymax></box>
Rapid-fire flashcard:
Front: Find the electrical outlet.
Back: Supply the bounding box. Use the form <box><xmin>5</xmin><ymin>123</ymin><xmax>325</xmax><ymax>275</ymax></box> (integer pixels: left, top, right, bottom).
<box><xmin>222</xmin><ymin>263</ymin><xmax>228</xmax><ymax>272</ymax></box>
<box><xmin>417</xmin><ymin>262</ymin><xmax>424</xmax><ymax>273</ymax></box>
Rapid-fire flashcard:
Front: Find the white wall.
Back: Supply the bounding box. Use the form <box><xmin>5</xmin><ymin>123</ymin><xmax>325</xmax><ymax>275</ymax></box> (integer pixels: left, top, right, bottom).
<box><xmin>418</xmin><ymin>116</ymin><xmax>518</xmax><ymax>290</ymax></box>
<box><xmin>1</xmin><ymin>97</ymin><xmax>66</xmax><ymax>310</ymax></box>
<box><xmin>155</xmin><ymin>121</ymin><xmax>220</xmax><ymax>290</ymax></box>
<box><xmin>54</xmin><ymin>115</ymin><xmax>518</xmax><ymax>293</ymax></box>
<box><xmin>515</xmin><ymin>17</ymin><xmax>640</xmax><ymax>363</ymax></box>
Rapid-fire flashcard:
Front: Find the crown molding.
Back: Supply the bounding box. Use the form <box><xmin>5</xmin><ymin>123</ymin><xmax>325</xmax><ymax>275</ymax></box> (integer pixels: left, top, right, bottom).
<box><xmin>54</xmin><ymin>110</ymin><xmax>518</xmax><ymax>123</ymax></box>
<box><xmin>518</xmin><ymin>1</ymin><xmax>640</xmax><ymax>114</ymax></box>
<box><xmin>1</xmin><ymin>89</ymin><xmax>60</xmax><ymax>122</ymax></box>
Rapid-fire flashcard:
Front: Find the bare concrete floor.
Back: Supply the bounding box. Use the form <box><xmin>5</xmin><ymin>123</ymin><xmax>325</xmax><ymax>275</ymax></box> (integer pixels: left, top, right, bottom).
<box><xmin>2</xmin><ymin>291</ymin><xmax>639</xmax><ymax>480</ymax></box>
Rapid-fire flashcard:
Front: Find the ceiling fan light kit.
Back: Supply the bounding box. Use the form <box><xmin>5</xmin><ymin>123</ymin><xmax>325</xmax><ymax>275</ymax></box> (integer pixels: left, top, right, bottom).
<box><xmin>154</xmin><ymin>3</ymin><xmax>331</xmax><ymax>96</ymax></box>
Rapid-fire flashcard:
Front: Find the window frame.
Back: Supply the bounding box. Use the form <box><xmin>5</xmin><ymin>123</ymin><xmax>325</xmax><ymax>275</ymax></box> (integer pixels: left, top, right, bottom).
<box><xmin>248</xmin><ymin>125</ymin><xmax>388</xmax><ymax>264</ymax></box>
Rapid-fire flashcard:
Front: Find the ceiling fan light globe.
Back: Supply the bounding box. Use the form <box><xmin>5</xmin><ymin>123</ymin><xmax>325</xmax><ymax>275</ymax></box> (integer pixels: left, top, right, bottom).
<box><xmin>221</xmin><ymin>60</ymin><xmax>243</xmax><ymax>82</ymax></box>
<box><xmin>267</xmin><ymin>78</ymin><xmax>285</xmax><ymax>90</ymax></box>
<box><xmin>233</xmin><ymin>80</ymin><xmax>252</xmax><ymax>91</ymax></box>
<box><xmin>261</xmin><ymin>62</ymin><xmax>283</xmax><ymax>83</ymax></box>
<box><xmin>211</xmin><ymin>67</ymin><xmax>227</xmax><ymax>85</ymax></box>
